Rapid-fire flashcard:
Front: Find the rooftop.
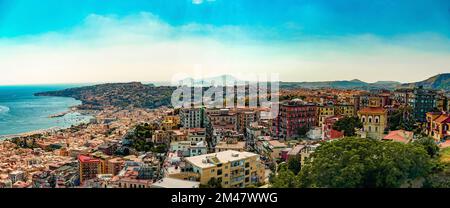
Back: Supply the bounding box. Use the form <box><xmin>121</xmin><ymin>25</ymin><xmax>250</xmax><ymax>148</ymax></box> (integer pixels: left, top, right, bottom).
<box><xmin>358</xmin><ymin>107</ymin><xmax>387</xmax><ymax>114</ymax></box>
<box><xmin>383</xmin><ymin>130</ymin><xmax>414</xmax><ymax>143</ymax></box>
<box><xmin>78</xmin><ymin>155</ymin><xmax>100</xmax><ymax>163</ymax></box>
<box><xmin>215</xmin><ymin>141</ymin><xmax>246</xmax><ymax>150</ymax></box>
<box><xmin>151</xmin><ymin>178</ymin><xmax>200</xmax><ymax>188</ymax></box>
<box><xmin>185</xmin><ymin>150</ymin><xmax>258</xmax><ymax>169</ymax></box>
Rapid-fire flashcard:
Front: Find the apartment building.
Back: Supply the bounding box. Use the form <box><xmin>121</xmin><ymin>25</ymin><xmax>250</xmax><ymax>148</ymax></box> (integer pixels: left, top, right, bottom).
<box><xmin>178</xmin><ymin>150</ymin><xmax>265</xmax><ymax>188</ymax></box>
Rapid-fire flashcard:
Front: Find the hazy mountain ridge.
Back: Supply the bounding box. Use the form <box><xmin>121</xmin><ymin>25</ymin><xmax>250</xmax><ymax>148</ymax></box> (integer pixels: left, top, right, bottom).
<box><xmin>401</xmin><ymin>73</ymin><xmax>450</xmax><ymax>91</ymax></box>
<box><xmin>176</xmin><ymin>74</ymin><xmax>448</xmax><ymax>91</ymax></box>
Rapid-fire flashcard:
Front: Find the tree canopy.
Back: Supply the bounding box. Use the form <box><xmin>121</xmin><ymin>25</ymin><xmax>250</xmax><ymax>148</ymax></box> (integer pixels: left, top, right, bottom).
<box><xmin>388</xmin><ymin>106</ymin><xmax>416</xmax><ymax>131</ymax></box>
<box><xmin>332</xmin><ymin>117</ymin><xmax>363</xmax><ymax>137</ymax></box>
<box><xmin>272</xmin><ymin>137</ymin><xmax>435</xmax><ymax>188</ymax></box>
<box><xmin>287</xmin><ymin>158</ymin><xmax>301</xmax><ymax>175</ymax></box>
<box><xmin>299</xmin><ymin>137</ymin><xmax>433</xmax><ymax>188</ymax></box>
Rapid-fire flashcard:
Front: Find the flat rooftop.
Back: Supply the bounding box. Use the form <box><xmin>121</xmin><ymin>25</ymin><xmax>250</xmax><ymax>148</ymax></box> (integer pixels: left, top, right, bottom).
<box><xmin>185</xmin><ymin>150</ymin><xmax>258</xmax><ymax>169</ymax></box>
<box><xmin>151</xmin><ymin>178</ymin><xmax>200</xmax><ymax>188</ymax></box>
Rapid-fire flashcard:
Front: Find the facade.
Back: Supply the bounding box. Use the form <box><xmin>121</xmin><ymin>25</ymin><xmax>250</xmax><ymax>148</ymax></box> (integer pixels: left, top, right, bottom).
<box><xmin>408</xmin><ymin>87</ymin><xmax>437</xmax><ymax>122</ymax></box>
<box><xmin>246</xmin><ymin>122</ymin><xmax>268</xmax><ymax>150</ymax></box>
<box><xmin>272</xmin><ymin>99</ymin><xmax>317</xmax><ymax>139</ymax></box>
<box><xmin>187</xmin><ymin>128</ymin><xmax>206</xmax><ymax>142</ymax></box>
<box><xmin>335</xmin><ymin>104</ymin><xmax>355</xmax><ymax>117</ymax></box>
<box><xmin>78</xmin><ymin>155</ymin><xmax>102</xmax><ymax>183</ymax></box>
<box><xmin>162</xmin><ymin>115</ymin><xmax>181</xmax><ymax>130</ymax></box>
<box><xmin>322</xmin><ymin>115</ymin><xmax>344</xmax><ymax>140</ymax></box>
<box><xmin>426</xmin><ymin>112</ymin><xmax>450</xmax><ymax>141</ymax></box>
<box><xmin>236</xmin><ymin>109</ymin><xmax>259</xmax><ymax>134</ymax></box>
<box><xmin>179</xmin><ymin>150</ymin><xmax>265</xmax><ymax>188</ymax></box>
<box><xmin>359</xmin><ymin>92</ymin><xmax>391</xmax><ymax>110</ymax></box>
<box><xmin>107</xmin><ymin>157</ymin><xmax>125</xmax><ymax>176</ymax></box>
<box><xmin>317</xmin><ymin>104</ymin><xmax>335</xmax><ymax>127</ymax></box>
<box><xmin>215</xmin><ymin>141</ymin><xmax>246</xmax><ymax>153</ymax></box>
<box><xmin>358</xmin><ymin>107</ymin><xmax>388</xmax><ymax>140</ymax></box>
<box><xmin>393</xmin><ymin>89</ymin><xmax>413</xmax><ymax>106</ymax></box>
<box><xmin>180</xmin><ymin>108</ymin><xmax>204</xmax><ymax>128</ymax></box>
<box><xmin>206</xmin><ymin>108</ymin><xmax>238</xmax><ymax>131</ymax></box>
<box><xmin>170</xmin><ymin>141</ymin><xmax>208</xmax><ymax>157</ymax></box>
<box><xmin>436</xmin><ymin>94</ymin><xmax>448</xmax><ymax>112</ymax></box>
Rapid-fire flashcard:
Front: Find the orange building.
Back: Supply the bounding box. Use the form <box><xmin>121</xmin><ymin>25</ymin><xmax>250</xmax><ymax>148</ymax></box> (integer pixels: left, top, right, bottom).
<box><xmin>426</xmin><ymin>112</ymin><xmax>450</xmax><ymax>141</ymax></box>
<box><xmin>78</xmin><ymin>155</ymin><xmax>102</xmax><ymax>183</ymax></box>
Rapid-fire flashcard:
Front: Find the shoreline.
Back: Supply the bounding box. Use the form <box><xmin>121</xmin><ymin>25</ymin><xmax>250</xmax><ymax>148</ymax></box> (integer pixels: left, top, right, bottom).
<box><xmin>0</xmin><ymin>103</ymin><xmax>96</xmax><ymax>141</ymax></box>
<box><xmin>0</xmin><ymin>87</ymin><xmax>96</xmax><ymax>140</ymax></box>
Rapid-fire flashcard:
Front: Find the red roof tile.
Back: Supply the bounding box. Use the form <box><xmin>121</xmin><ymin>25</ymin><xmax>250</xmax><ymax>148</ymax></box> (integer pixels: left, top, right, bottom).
<box><xmin>358</xmin><ymin>107</ymin><xmax>386</xmax><ymax>114</ymax></box>
<box><xmin>78</xmin><ymin>155</ymin><xmax>100</xmax><ymax>163</ymax></box>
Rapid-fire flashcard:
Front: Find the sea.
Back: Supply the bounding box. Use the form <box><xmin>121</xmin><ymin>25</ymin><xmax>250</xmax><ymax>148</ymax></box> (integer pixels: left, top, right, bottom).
<box><xmin>0</xmin><ymin>84</ymin><xmax>93</xmax><ymax>138</ymax></box>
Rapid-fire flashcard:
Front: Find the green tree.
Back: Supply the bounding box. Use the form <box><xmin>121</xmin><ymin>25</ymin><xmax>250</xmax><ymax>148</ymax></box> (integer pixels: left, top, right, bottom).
<box><xmin>296</xmin><ymin>125</ymin><xmax>310</xmax><ymax>137</ymax></box>
<box><xmin>413</xmin><ymin>136</ymin><xmax>440</xmax><ymax>158</ymax></box>
<box><xmin>152</xmin><ymin>144</ymin><xmax>168</xmax><ymax>154</ymax></box>
<box><xmin>388</xmin><ymin>106</ymin><xmax>416</xmax><ymax>131</ymax></box>
<box><xmin>297</xmin><ymin>137</ymin><xmax>433</xmax><ymax>188</ymax></box>
<box><xmin>287</xmin><ymin>158</ymin><xmax>301</xmax><ymax>175</ymax></box>
<box><xmin>333</xmin><ymin>117</ymin><xmax>363</xmax><ymax>136</ymax></box>
<box><xmin>271</xmin><ymin>169</ymin><xmax>299</xmax><ymax>188</ymax></box>
<box><xmin>202</xmin><ymin>178</ymin><xmax>222</xmax><ymax>188</ymax></box>
<box><xmin>277</xmin><ymin>162</ymin><xmax>288</xmax><ymax>173</ymax></box>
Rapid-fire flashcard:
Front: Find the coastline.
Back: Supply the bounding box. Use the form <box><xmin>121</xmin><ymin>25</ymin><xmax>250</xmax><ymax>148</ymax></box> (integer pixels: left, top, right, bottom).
<box><xmin>0</xmin><ymin>95</ymin><xmax>95</xmax><ymax>141</ymax></box>
<box><xmin>0</xmin><ymin>108</ymin><xmax>95</xmax><ymax>141</ymax></box>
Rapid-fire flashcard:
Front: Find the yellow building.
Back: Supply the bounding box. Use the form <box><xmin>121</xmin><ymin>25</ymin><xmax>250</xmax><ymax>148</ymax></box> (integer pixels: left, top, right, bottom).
<box><xmin>215</xmin><ymin>141</ymin><xmax>246</xmax><ymax>152</ymax></box>
<box><xmin>335</xmin><ymin>104</ymin><xmax>355</xmax><ymax>117</ymax></box>
<box><xmin>426</xmin><ymin>112</ymin><xmax>450</xmax><ymax>141</ymax></box>
<box><xmin>176</xmin><ymin>150</ymin><xmax>265</xmax><ymax>188</ymax></box>
<box><xmin>317</xmin><ymin>105</ymin><xmax>335</xmax><ymax>127</ymax></box>
<box><xmin>162</xmin><ymin>115</ymin><xmax>181</xmax><ymax>130</ymax></box>
<box><xmin>357</xmin><ymin>107</ymin><xmax>388</xmax><ymax>140</ymax></box>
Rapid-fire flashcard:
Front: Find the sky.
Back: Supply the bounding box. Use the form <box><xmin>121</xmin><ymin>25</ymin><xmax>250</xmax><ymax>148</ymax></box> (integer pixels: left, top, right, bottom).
<box><xmin>0</xmin><ymin>0</ymin><xmax>449</xmax><ymax>85</ymax></box>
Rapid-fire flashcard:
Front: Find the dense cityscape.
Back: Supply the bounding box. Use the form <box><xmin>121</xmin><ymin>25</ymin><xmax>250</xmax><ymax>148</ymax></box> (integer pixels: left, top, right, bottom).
<box><xmin>0</xmin><ymin>73</ymin><xmax>449</xmax><ymax>188</ymax></box>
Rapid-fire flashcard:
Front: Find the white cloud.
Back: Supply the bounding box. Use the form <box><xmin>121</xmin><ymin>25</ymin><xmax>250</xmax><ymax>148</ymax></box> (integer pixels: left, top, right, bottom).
<box><xmin>192</xmin><ymin>0</ymin><xmax>203</xmax><ymax>5</ymax></box>
<box><xmin>0</xmin><ymin>12</ymin><xmax>449</xmax><ymax>85</ymax></box>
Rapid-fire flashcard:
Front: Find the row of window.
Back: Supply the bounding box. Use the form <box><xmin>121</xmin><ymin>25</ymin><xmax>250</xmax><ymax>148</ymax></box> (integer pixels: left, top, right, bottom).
<box><xmin>361</xmin><ymin>116</ymin><xmax>380</xmax><ymax>123</ymax></box>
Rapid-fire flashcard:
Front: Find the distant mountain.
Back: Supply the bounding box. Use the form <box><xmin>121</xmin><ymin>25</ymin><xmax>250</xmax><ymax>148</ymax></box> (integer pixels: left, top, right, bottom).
<box><xmin>177</xmin><ymin>75</ymin><xmax>409</xmax><ymax>90</ymax></box>
<box><xmin>280</xmin><ymin>79</ymin><xmax>401</xmax><ymax>90</ymax></box>
<box><xmin>401</xmin><ymin>73</ymin><xmax>450</xmax><ymax>91</ymax></box>
<box><xmin>35</xmin><ymin>82</ymin><xmax>176</xmax><ymax>109</ymax></box>
<box><xmin>177</xmin><ymin>75</ymin><xmax>245</xmax><ymax>86</ymax></box>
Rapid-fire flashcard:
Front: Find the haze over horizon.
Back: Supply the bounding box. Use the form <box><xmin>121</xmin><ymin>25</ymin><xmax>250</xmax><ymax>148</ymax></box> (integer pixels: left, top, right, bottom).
<box><xmin>0</xmin><ymin>0</ymin><xmax>449</xmax><ymax>85</ymax></box>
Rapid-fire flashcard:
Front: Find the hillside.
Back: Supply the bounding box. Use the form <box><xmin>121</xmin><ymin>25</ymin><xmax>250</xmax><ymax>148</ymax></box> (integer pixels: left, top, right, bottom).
<box><xmin>401</xmin><ymin>73</ymin><xmax>450</xmax><ymax>91</ymax></box>
<box><xmin>177</xmin><ymin>75</ymin><xmax>402</xmax><ymax>90</ymax></box>
<box><xmin>35</xmin><ymin>82</ymin><xmax>176</xmax><ymax>109</ymax></box>
<box><xmin>280</xmin><ymin>79</ymin><xmax>401</xmax><ymax>90</ymax></box>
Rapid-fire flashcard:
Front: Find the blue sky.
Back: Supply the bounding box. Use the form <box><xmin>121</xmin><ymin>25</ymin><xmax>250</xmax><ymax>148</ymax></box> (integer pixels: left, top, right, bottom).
<box><xmin>0</xmin><ymin>0</ymin><xmax>449</xmax><ymax>84</ymax></box>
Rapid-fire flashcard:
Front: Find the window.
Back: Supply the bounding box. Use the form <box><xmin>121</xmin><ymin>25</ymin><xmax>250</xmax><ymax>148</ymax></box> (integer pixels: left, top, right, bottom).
<box><xmin>217</xmin><ymin>169</ymin><xmax>223</xmax><ymax>176</ymax></box>
<box><xmin>245</xmin><ymin>162</ymin><xmax>250</xmax><ymax>168</ymax></box>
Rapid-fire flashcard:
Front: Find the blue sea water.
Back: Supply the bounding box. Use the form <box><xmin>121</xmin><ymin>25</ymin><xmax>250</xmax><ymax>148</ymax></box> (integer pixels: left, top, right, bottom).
<box><xmin>0</xmin><ymin>85</ymin><xmax>92</xmax><ymax>137</ymax></box>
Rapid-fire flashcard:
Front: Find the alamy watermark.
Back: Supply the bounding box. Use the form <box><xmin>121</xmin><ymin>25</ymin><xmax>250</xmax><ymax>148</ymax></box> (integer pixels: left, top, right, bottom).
<box><xmin>170</xmin><ymin>72</ymin><xmax>280</xmax><ymax>119</ymax></box>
